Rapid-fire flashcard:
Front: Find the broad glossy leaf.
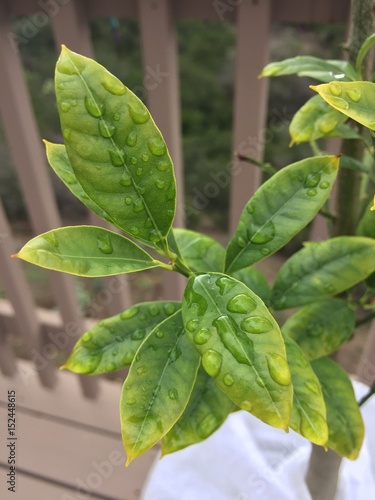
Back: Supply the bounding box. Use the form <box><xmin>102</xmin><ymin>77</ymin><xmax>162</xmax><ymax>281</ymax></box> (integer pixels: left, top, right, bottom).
<box><xmin>284</xmin><ymin>335</ymin><xmax>328</xmax><ymax>446</ymax></box>
<box><xmin>260</xmin><ymin>56</ymin><xmax>357</xmax><ymax>82</ymax></box>
<box><xmin>161</xmin><ymin>367</ymin><xmax>235</xmax><ymax>455</ymax></box>
<box><xmin>271</xmin><ymin>237</ymin><xmax>375</xmax><ymax>309</ymax></box>
<box><xmin>357</xmin><ymin>199</ymin><xmax>375</xmax><ymax>239</ymax></box>
<box><xmin>182</xmin><ymin>272</ymin><xmax>292</xmax><ymax>429</ymax></box>
<box><xmin>15</xmin><ymin>226</ymin><xmax>164</xmax><ymax>277</ymax></box>
<box><xmin>311</xmin><ymin>81</ymin><xmax>375</xmax><ymax>130</ymax></box>
<box><xmin>55</xmin><ymin>46</ymin><xmax>176</xmax><ymax>246</ymax></box>
<box><xmin>231</xmin><ymin>266</ymin><xmax>270</xmax><ymax>302</ymax></box>
<box><xmin>289</xmin><ymin>96</ymin><xmax>347</xmax><ymax>145</ymax></box>
<box><xmin>44</xmin><ymin>141</ymin><xmax>114</xmax><ymax>224</ymax></box>
<box><xmin>62</xmin><ymin>301</ymin><xmax>181</xmax><ymax>374</ymax></box>
<box><xmin>120</xmin><ymin>311</ymin><xmax>200</xmax><ymax>464</ymax></box>
<box><xmin>282</xmin><ymin>299</ymin><xmax>355</xmax><ymax>360</ymax></box>
<box><xmin>311</xmin><ymin>357</ymin><xmax>364</xmax><ymax>459</ymax></box>
<box><xmin>225</xmin><ymin>156</ymin><xmax>339</xmax><ymax>273</ymax></box>
<box><xmin>172</xmin><ymin>228</ymin><xmax>225</xmax><ymax>272</ymax></box>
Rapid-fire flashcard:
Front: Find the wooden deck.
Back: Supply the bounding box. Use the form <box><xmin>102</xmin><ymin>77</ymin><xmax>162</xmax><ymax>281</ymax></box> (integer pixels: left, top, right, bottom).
<box><xmin>0</xmin><ymin>361</ymin><xmax>158</xmax><ymax>499</ymax></box>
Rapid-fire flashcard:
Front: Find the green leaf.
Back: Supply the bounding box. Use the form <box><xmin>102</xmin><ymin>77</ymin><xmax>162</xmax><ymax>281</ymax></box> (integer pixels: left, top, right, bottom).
<box><xmin>55</xmin><ymin>46</ymin><xmax>176</xmax><ymax>247</ymax></box>
<box><xmin>284</xmin><ymin>335</ymin><xmax>328</xmax><ymax>446</ymax></box>
<box><xmin>62</xmin><ymin>301</ymin><xmax>181</xmax><ymax>374</ymax></box>
<box><xmin>289</xmin><ymin>96</ymin><xmax>347</xmax><ymax>145</ymax></box>
<box><xmin>340</xmin><ymin>155</ymin><xmax>370</xmax><ymax>175</ymax></box>
<box><xmin>15</xmin><ymin>226</ymin><xmax>166</xmax><ymax>277</ymax></box>
<box><xmin>44</xmin><ymin>141</ymin><xmax>114</xmax><ymax>224</ymax></box>
<box><xmin>172</xmin><ymin>228</ymin><xmax>225</xmax><ymax>272</ymax></box>
<box><xmin>325</xmin><ymin>124</ymin><xmax>363</xmax><ymax>140</ymax></box>
<box><xmin>120</xmin><ymin>310</ymin><xmax>200</xmax><ymax>464</ymax></box>
<box><xmin>182</xmin><ymin>272</ymin><xmax>292</xmax><ymax>429</ymax></box>
<box><xmin>356</xmin><ymin>34</ymin><xmax>375</xmax><ymax>79</ymax></box>
<box><xmin>271</xmin><ymin>236</ymin><xmax>375</xmax><ymax>309</ymax></box>
<box><xmin>231</xmin><ymin>266</ymin><xmax>270</xmax><ymax>302</ymax></box>
<box><xmin>311</xmin><ymin>357</ymin><xmax>364</xmax><ymax>459</ymax></box>
<box><xmin>225</xmin><ymin>156</ymin><xmax>339</xmax><ymax>273</ymax></box>
<box><xmin>311</xmin><ymin>81</ymin><xmax>375</xmax><ymax>130</ymax></box>
<box><xmin>357</xmin><ymin>199</ymin><xmax>375</xmax><ymax>238</ymax></box>
<box><xmin>282</xmin><ymin>299</ymin><xmax>355</xmax><ymax>360</ymax></box>
<box><xmin>161</xmin><ymin>367</ymin><xmax>235</xmax><ymax>455</ymax></box>
<box><xmin>260</xmin><ymin>56</ymin><xmax>357</xmax><ymax>82</ymax></box>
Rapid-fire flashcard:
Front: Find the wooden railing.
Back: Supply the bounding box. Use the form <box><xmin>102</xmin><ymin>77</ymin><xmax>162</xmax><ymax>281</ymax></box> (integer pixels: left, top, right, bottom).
<box><xmin>4</xmin><ymin>0</ymin><xmax>375</xmax><ymax>402</ymax></box>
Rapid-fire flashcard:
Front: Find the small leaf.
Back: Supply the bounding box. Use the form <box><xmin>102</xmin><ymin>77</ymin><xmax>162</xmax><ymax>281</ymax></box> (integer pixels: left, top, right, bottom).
<box><xmin>161</xmin><ymin>367</ymin><xmax>235</xmax><ymax>455</ymax></box>
<box><xmin>225</xmin><ymin>156</ymin><xmax>339</xmax><ymax>273</ymax></box>
<box><xmin>357</xmin><ymin>199</ymin><xmax>375</xmax><ymax>238</ymax></box>
<box><xmin>55</xmin><ymin>46</ymin><xmax>176</xmax><ymax>247</ymax></box>
<box><xmin>311</xmin><ymin>81</ymin><xmax>375</xmax><ymax>130</ymax></box>
<box><xmin>15</xmin><ymin>226</ymin><xmax>165</xmax><ymax>277</ymax></box>
<box><xmin>356</xmin><ymin>34</ymin><xmax>375</xmax><ymax>79</ymax></box>
<box><xmin>62</xmin><ymin>301</ymin><xmax>181</xmax><ymax>374</ymax></box>
<box><xmin>231</xmin><ymin>266</ymin><xmax>270</xmax><ymax>302</ymax></box>
<box><xmin>182</xmin><ymin>272</ymin><xmax>292</xmax><ymax>429</ymax></box>
<box><xmin>44</xmin><ymin>142</ymin><xmax>115</xmax><ymax>224</ymax></box>
<box><xmin>325</xmin><ymin>124</ymin><xmax>363</xmax><ymax>140</ymax></box>
<box><xmin>340</xmin><ymin>155</ymin><xmax>370</xmax><ymax>175</ymax></box>
<box><xmin>260</xmin><ymin>56</ymin><xmax>357</xmax><ymax>82</ymax></box>
<box><xmin>172</xmin><ymin>228</ymin><xmax>225</xmax><ymax>272</ymax></box>
<box><xmin>284</xmin><ymin>335</ymin><xmax>328</xmax><ymax>446</ymax></box>
<box><xmin>282</xmin><ymin>299</ymin><xmax>355</xmax><ymax>360</ymax></box>
<box><xmin>289</xmin><ymin>95</ymin><xmax>347</xmax><ymax>145</ymax></box>
<box><xmin>311</xmin><ymin>357</ymin><xmax>364</xmax><ymax>459</ymax></box>
<box><xmin>271</xmin><ymin>236</ymin><xmax>375</xmax><ymax>309</ymax></box>
<box><xmin>120</xmin><ymin>311</ymin><xmax>200</xmax><ymax>464</ymax></box>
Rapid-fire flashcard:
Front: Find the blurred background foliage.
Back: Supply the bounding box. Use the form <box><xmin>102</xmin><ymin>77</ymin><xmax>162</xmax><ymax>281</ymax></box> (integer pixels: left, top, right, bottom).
<box><xmin>1</xmin><ymin>17</ymin><xmax>345</xmax><ymax>231</ymax></box>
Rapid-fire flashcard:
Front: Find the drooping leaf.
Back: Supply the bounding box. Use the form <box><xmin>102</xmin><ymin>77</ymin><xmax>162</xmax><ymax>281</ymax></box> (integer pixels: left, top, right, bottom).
<box><xmin>55</xmin><ymin>46</ymin><xmax>176</xmax><ymax>247</ymax></box>
<box><xmin>311</xmin><ymin>81</ymin><xmax>375</xmax><ymax>130</ymax></box>
<box><xmin>161</xmin><ymin>367</ymin><xmax>235</xmax><ymax>455</ymax></box>
<box><xmin>356</xmin><ymin>34</ymin><xmax>375</xmax><ymax>78</ymax></box>
<box><xmin>172</xmin><ymin>228</ymin><xmax>225</xmax><ymax>272</ymax></box>
<box><xmin>271</xmin><ymin>236</ymin><xmax>375</xmax><ymax>309</ymax></box>
<box><xmin>225</xmin><ymin>156</ymin><xmax>339</xmax><ymax>273</ymax></box>
<box><xmin>231</xmin><ymin>266</ymin><xmax>270</xmax><ymax>302</ymax></box>
<box><xmin>62</xmin><ymin>301</ymin><xmax>181</xmax><ymax>374</ymax></box>
<box><xmin>182</xmin><ymin>272</ymin><xmax>292</xmax><ymax>429</ymax></box>
<box><xmin>290</xmin><ymin>95</ymin><xmax>347</xmax><ymax>145</ymax></box>
<box><xmin>357</xmin><ymin>199</ymin><xmax>375</xmax><ymax>239</ymax></box>
<box><xmin>14</xmin><ymin>226</ymin><xmax>166</xmax><ymax>277</ymax></box>
<box><xmin>120</xmin><ymin>311</ymin><xmax>200</xmax><ymax>464</ymax></box>
<box><xmin>311</xmin><ymin>357</ymin><xmax>364</xmax><ymax>459</ymax></box>
<box><xmin>283</xmin><ymin>335</ymin><xmax>328</xmax><ymax>446</ymax></box>
<box><xmin>44</xmin><ymin>141</ymin><xmax>115</xmax><ymax>224</ymax></box>
<box><xmin>282</xmin><ymin>299</ymin><xmax>355</xmax><ymax>360</ymax></box>
<box><xmin>260</xmin><ymin>56</ymin><xmax>357</xmax><ymax>82</ymax></box>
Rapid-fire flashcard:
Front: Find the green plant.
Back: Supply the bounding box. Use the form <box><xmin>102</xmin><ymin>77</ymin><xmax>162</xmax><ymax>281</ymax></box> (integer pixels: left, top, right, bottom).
<box><xmin>14</xmin><ymin>46</ymin><xmax>375</xmax><ymax>469</ymax></box>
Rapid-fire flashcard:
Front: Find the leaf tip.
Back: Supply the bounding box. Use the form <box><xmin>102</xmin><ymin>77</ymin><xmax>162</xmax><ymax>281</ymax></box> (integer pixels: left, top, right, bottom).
<box><xmin>10</xmin><ymin>253</ymin><xmax>19</xmax><ymax>259</ymax></box>
<box><xmin>309</xmin><ymin>85</ymin><xmax>318</xmax><ymax>92</ymax></box>
<box><xmin>371</xmin><ymin>195</ymin><xmax>375</xmax><ymax>211</ymax></box>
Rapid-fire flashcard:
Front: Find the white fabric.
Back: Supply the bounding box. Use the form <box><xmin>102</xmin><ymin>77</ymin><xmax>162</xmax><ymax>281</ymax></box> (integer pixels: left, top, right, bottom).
<box><xmin>142</xmin><ymin>381</ymin><xmax>375</xmax><ymax>500</ymax></box>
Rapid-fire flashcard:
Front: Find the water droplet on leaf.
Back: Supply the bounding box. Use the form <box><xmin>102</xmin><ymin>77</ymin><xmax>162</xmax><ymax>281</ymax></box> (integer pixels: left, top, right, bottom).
<box><xmin>136</xmin><ymin>365</ymin><xmax>147</xmax><ymax>375</ymax></box>
<box><xmin>148</xmin><ymin>137</ymin><xmax>166</xmax><ymax>156</ymax></box>
<box><xmin>267</xmin><ymin>353</ymin><xmax>291</xmax><ymax>386</ymax></box>
<box><xmin>194</xmin><ymin>328</ymin><xmax>211</xmax><ymax>345</ymax></box>
<box><xmin>304</xmin><ymin>172</ymin><xmax>321</xmax><ymax>188</ymax></box>
<box><xmin>84</xmin><ymin>96</ymin><xmax>105</xmax><ymax>118</ymax></box>
<box><xmin>227</xmin><ymin>294</ymin><xmax>257</xmax><ymax>314</ymax></box>
<box><xmin>250</xmin><ymin>221</ymin><xmax>275</xmax><ymax>245</ymax></box>
<box><xmin>329</xmin><ymin>96</ymin><xmax>349</xmax><ymax>110</ymax></box>
<box><xmin>102</xmin><ymin>73</ymin><xmax>127</xmax><ymax>95</ymax></box>
<box><xmin>99</xmin><ymin>120</ymin><xmax>116</xmax><ymax>138</ymax></box>
<box><xmin>240</xmin><ymin>316</ymin><xmax>273</xmax><ymax>334</ymax></box>
<box><xmin>126</xmin><ymin>130</ymin><xmax>138</xmax><ymax>147</ymax></box>
<box><xmin>96</xmin><ymin>233</ymin><xmax>113</xmax><ymax>254</ymax></box>
<box><xmin>168</xmin><ymin>388</ymin><xmax>178</xmax><ymax>400</ymax></box>
<box><xmin>215</xmin><ymin>276</ymin><xmax>237</xmax><ymax>296</ymax></box>
<box><xmin>121</xmin><ymin>307</ymin><xmax>138</xmax><ymax>320</ymax></box>
<box><xmin>109</xmin><ymin>149</ymin><xmax>125</xmax><ymax>167</ymax></box>
<box><xmin>346</xmin><ymin>88</ymin><xmax>361</xmax><ymax>102</ymax></box>
<box><xmin>186</xmin><ymin>319</ymin><xmax>199</xmax><ymax>332</ymax></box>
<box><xmin>202</xmin><ymin>349</ymin><xmax>222</xmax><ymax>377</ymax></box>
<box><xmin>223</xmin><ymin>373</ymin><xmax>234</xmax><ymax>386</ymax></box>
<box><xmin>128</xmin><ymin>102</ymin><xmax>150</xmax><ymax>124</ymax></box>
<box><xmin>307</xmin><ymin>189</ymin><xmax>317</xmax><ymax>197</ymax></box>
<box><xmin>328</xmin><ymin>82</ymin><xmax>342</xmax><ymax>96</ymax></box>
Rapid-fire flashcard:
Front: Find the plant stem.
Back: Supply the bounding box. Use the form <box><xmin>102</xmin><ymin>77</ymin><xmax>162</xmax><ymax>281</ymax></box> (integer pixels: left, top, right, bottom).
<box><xmin>359</xmin><ymin>382</ymin><xmax>375</xmax><ymax>406</ymax></box>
